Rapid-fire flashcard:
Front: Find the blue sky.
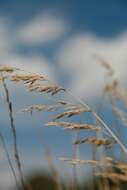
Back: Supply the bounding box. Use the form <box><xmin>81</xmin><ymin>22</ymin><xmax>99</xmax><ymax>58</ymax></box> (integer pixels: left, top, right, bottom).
<box><xmin>0</xmin><ymin>0</ymin><xmax>127</xmax><ymax>189</ymax></box>
<box><xmin>1</xmin><ymin>0</ymin><xmax>127</xmax><ymax>37</ymax></box>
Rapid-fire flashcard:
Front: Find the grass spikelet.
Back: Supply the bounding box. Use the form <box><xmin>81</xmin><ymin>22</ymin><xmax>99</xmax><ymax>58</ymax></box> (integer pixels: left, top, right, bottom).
<box><xmin>27</xmin><ymin>83</ymin><xmax>65</xmax><ymax>95</ymax></box>
<box><xmin>59</xmin><ymin>157</ymin><xmax>98</xmax><ymax>166</ymax></box>
<box><xmin>104</xmin><ymin>80</ymin><xmax>118</xmax><ymax>93</ymax></box>
<box><xmin>21</xmin><ymin>104</ymin><xmax>62</xmax><ymax>113</ymax></box>
<box><xmin>94</xmin><ymin>55</ymin><xmax>114</xmax><ymax>76</ymax></box>
<box><xmin>21</xmin><ymin>104</ymin><xmax>49</xmax><ymax>112</ymax></box>
<box><xmin>51</xmin><ymin>107</ymin><xmax>91</xmax><ymax>119</ymax></box>
<box><xmin>74</xmin><ymin>137</ymin><xmax>115</xmax><ymax>148</ymax></box>
<box><xmin>57</xmin><ymin>100</ymin><xmax>70</xmax><ymax>105</ymax></box>
<box><xmin>114</xmin><ymin>162</ymin><xmax>127</xmax><ymax>171</ymax></box>
<box><xmin>11</xmin><ymin>73</ymin><xmax>45</xmax><ymax>84</ymax></box>
<box><xmin>45</xmin><ymin>121</ymin><xmax>101</xmax><ymax>131</ymax></box>
<box><xmin>20</xmin><ymin>101</ymin><xmax>76</xmax><ymax>114</ymax></box>
<box><xmin>96</xmin><ymin>171</ymin><xmax>127</xmax><ymax>182</ymax></box>
<box><xmin>0</xmin><ymin>65</ymin><xmax>17</xmax><ymax>73</ymax></box>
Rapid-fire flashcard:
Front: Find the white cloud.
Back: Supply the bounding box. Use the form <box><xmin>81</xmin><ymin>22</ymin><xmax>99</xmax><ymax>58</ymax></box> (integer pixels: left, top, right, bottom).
<box><xmin>0</xmin><ymin>18</ymin><xmax>12</xmax><ymax>56</ymax></box>
<box><xmin>1</xmin><ymin>14</ymin><xmax>127</xmax><ymax>102</ymax></box>
<box><xmin>17</xmin><ymin>14</ymin><xmax>67</xmax><ymax>45</ymax></box>
<box><xmin>0</xmin><ymin>16</ymin><xmax>56</xmax><ymax>80</ymax></box>
<box><xmin>57</xmin><ymin>33</ymin><xmax>127</xmax><ymax>100</ymax></box>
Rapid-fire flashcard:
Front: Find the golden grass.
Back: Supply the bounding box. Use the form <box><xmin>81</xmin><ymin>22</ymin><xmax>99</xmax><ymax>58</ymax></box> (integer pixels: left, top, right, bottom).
<box><xmin>74</xmin><ymin>137</ymin><xmax>115</xmax><ymax>148</ymax></box>
<box><xmin>1</xmin><ymin>62</ymin><xmax>127</xmax><ymax>190</ymax></box>
<box><xmin>45</xmin><ymin>121</ymin><xmax>101</xmax><ymax>131</ymax></box>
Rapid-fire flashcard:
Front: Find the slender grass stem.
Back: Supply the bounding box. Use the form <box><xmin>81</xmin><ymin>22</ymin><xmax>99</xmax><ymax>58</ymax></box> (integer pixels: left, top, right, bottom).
<box><xmin>0</xmin><ymin>132</ymin><xmax>20</xmax><ymax>190</ymax></box>
<box><xmin>1</xmin><ymin>73</ymin><xmax>25</xmax><ymax>189</ymax></box>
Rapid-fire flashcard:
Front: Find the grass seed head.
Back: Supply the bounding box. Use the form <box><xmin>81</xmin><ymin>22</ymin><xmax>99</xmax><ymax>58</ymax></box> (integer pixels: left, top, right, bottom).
<box><xmin>74</xmin><ymin>137</ymin><xmax>115</xmax><ymax>148</ymax></box>
<box><xmin>51</xmin><ymin>107</ymin><xmax>91</xmax><ymax>119</ymax></box>
<box><xmin>11</xmin><ymin>74</ymin><xmax>45</xmax><ymax>84</ymax></box>
<box><xmin>45</xmin><ymin>121</ymin><xmax>101</xmax><ymax>131</ymax></box>
<box><xmin>59</xmin><ymin>157</ymin><xmax>98</xmax><ymax>166</ymax></box>
<box><xmin>0</xmin><ymin>65</ymin><xmax>17</xmax><ymax>73</ymax></box>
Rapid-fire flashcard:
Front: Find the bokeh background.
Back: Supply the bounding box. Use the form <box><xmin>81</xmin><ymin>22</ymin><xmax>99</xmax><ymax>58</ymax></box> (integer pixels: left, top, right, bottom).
<box><xmin>1</xmin><ymin>0</ymin><xmax>127</xmax><ymax>189</ymax></box>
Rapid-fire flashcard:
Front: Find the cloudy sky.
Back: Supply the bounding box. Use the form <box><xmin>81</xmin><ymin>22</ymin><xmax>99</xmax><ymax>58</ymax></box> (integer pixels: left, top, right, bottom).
<box><xmin>0</xmin><ymin>0</ymin><xmax>127</xmax><ymax>189</ymax></box>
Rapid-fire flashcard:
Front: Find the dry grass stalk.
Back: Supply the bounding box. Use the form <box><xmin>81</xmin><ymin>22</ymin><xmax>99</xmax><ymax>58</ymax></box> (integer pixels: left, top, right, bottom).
<box><xmin>59</xmin><ymin>156</ymin><xmax>115</xmax><ymax>167</ymax></box>
<box><xmin>1</xmin><ymin>73</ymin><xmax>26</xmax><ymax>190</ymax></box>
<box><xmin>56</xmin><ymin>100</ymin><xmax>83</xmax><ymax>108</ymax></box>
<box><xmin>7</xmin><ymin>64</ymin><xmax>127</xmax><ymax>155</ymax></box>
<box><xmin>105</xmin><ymin>159</ymin><xmax>127</xmax><ymax>172</ymax></box>
<box><xmin>0</xmin><ymin>65</ymin><xmax>17</xmax><ymax>73</ymax></box>
<box><xmin>21</xmin><ymin>102</ymin><xmax>71</xmax><ymax>113</ymax></box>
<box><xmin>57</xmin><ymin>101</ymin><xmax>78</xmax><ymax>110</ymax></box>
<box><xmin>45</xmin><ymin>121</ymin><xmax>101</xmax><ymax>131</ymax></box>
<box><xmin>74</xmin><ymin>137</ymin><xmax>115</xmax><ymax>148</ymax></box>
<box><xmin>11</xmin><ymin>73</ymin><xmax>45</xmax><ymax>84</ymax></box>
<box><xmin>1</xmin><ymin>63</ymin><xmax>127</xmax><ymax>189</ymax></box>
<box><xmin>59</xmin><ymin>157</ymin><xmax>98</xmax><ymax>166</ymax></box>
<box><xmin>27</xmin><ymin>83</ymin><xmax>65</xmax><ymax>95</ymax></box>
<box><xmin>21</xmin><ymin>104</ymin><xmax>49</xmax><ymax>112</ymax></box>
<box><xmin>51</xmin><ymin>107</ymin><xmax>90</xmax><ymax>119</ymax></box>
<box><xmin>0</xmin><ymin>64</ymin><xmax>127</xmax><ymax>155</ymax></box>
<box><xmin>96</xmin><ymin>171</ymin><xmax>127</xmax><ymax>182</ymax></box>
<box><xmin>94</xmin><ymin>55</ymin><xmax>114</xmax><ymax>76</ymax></box>
<box><xmin>114</xmin><ymin>162</ymin><xmax>127</xmax><ymax>171</ymax></box>
<box><xmin>104</xmin><ymin>80</ymin><xmax>118</xmax><ymax>92</ymax></box>
<box><xmin>105</xmin><ymin>80</ymin><xmax>127</xmax><ymax>107</ymax></box>
<box><xmin>0</xmin><ymin>132</ymin><xmax>20</xmax><ymax>190</ymax></box>
<box><xmin>21</xmin><ymin>101</ymin><xmax>84</xmax><ymax>115</ymax></box>
<box><xmin>57</xmin><ymin>100</ymin><xmax>72</xmax><ymax>105</ymax></box>
<box><xmin>96</xmin><ymin>159</ymin><xmax>127</xmax><ymax>181</ymax></box>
